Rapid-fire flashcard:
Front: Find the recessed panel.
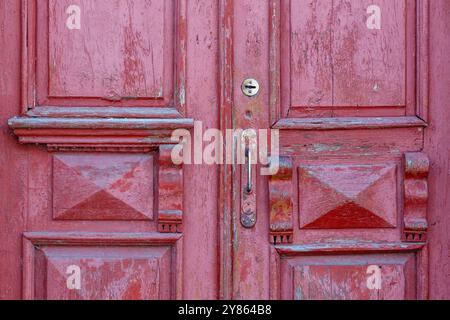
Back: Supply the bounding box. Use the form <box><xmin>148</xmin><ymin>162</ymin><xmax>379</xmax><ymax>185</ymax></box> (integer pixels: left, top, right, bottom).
<box><xmin>45</xmin><ymin>0</ymin><xmax>172</xmax><ymax>103</ymax></box>
<box><xmin>281</xmin><ymin>253</ymin><xmax>416</xmax><ymax>300</ymax></box>
<box><xmin>289</xmin><ymin>0</ymin><xmax>407</xmax><ymax>109</ymax></box>
<box><xmin>35</xmin><ymin>246</ymin><xmax>172</xmax><ymax>300</ymax></box>
<box><xmin>53</xmin><ymin>153</ymin><xmax>154</xmax><ymax>220</ymax></box>
<box><xmin>298</xmin><ymin>163</ymin><xmax>397</xmax><ymax>229</ymax></box>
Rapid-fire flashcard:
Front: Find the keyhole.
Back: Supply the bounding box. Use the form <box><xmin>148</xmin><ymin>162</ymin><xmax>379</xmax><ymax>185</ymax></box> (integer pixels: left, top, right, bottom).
<box><xmin>242</xmin><ymin>78</ymin><xmax>260</xmax><ymax>97</ymax></box>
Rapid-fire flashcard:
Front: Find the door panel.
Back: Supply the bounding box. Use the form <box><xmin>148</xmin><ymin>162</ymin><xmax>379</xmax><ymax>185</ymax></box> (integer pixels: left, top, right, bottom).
<box><xmin>282</xmin><ymin>253</ymin><xmax>416</xmax><ymax>300</ymax></box>
<box><xmin>227</xmin><ymin>0</ymin><xmax>430</xmax><ymax>300</ymax></box>
<box><xmin>52</xmin><ymin>152</ymin><xmax>155</xmax><ymax>221</ymax></box>
<box><xmin>23</xmin><ymin>232</ymin><xmax>182</xmax><ymax>300</ymax></box>
<box><xmin>48</xmin><ymin>0</ymin><xmax>169</xmax><ymax>100</ymax></box>
<box><xmin>278</xmin><ymin>0</ymin><xmax>417</xmax><ymax>119</ymax></box>
<box><xmin>4</xmin><ymin>0</ymin><xmax>210</xmax><ymax>300</ymax></box>
<box><xmin>25</xmin><ymin>0</ymin><xmax>183</xmax><ymax>108</ymax></box>
<box><xmin>298</xmin><ymin>162</ymin><xmax>398</xmax><ymax>229</ymax></box>
<box><xmin>291</xmin><ymin>0</ymin><xmax>407</xmax><ymax>109</ymax></box>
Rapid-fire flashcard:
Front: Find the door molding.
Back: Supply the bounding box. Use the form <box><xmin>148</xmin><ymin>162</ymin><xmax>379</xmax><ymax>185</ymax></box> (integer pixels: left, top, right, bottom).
<box><xmin>218</xmin><ymin>0</ymin><xmax>235</xmax><ymax>300</ymax></box>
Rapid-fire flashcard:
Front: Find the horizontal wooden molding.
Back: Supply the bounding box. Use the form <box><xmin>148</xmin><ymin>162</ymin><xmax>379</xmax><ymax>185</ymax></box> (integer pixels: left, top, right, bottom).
<box><xmin>27</xmin><ymin>107</ymin><xmax>184</xmax><ymax>119</ymax></box>
<box><xmin>8</xmin><ymin>116</ymin><xmax>194</xmax><ymax>148</ymax></box>
<box><xmin>273</xmin><ymin>116</ymin><xmax>427</xmax><ymax>130</ymax></box>
<box><xmin>23</xmin><ymin>232</ymin><xmax>182</xmax><ymax>246</ymax></box>
<box><xmin>275</xmin><ymin>241</ymin><xmax>426</xmax><ymax>256</ymax></box>
<box><xmin>8</xmin><ymin>117</ymin><xmax>194</xmax><ymax>130</ymax></box>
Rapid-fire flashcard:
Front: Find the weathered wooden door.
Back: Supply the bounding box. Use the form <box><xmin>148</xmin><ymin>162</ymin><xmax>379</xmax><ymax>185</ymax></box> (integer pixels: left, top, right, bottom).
<box><xmin>222</xmin><ymin>0</ymin><xmax>431</xmax><ymax>300</ymax></box>
<box><xmin>2</xmin><ymin>0</ymin><xmax>450</xmax><ymax>301</ymax></box>
<box><xmin>1</xmin><ymin>0</ymin><xmax>219</xmax><ymax>300</ymax></box>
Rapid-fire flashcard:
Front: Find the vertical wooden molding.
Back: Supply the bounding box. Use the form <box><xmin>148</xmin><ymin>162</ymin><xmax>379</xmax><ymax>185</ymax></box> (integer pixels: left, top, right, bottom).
<box><xmin>403</xmin><ymin>152</ymin><xmax>429</xmax><ymax>242</ymax></box>
<box><xmin>269</xmin><ymin>156</ymin><xmax>293</xmax><ymax>244</ymax></box>
<box><xmin>417</xmin><ymin>244</ymin><xmax>429</xmax><ymax>299</ymax></box>
<box><xmin>417</xmin><ymin>0</ymin><xmax>430</xmax><ymax>122</ymax></box>
<box><xmin>175</xmin><ymin>0</ymin><xmax>187</xmax><ymax>116</ymax></box>
<box><xmin>269</xmin><ymin>246</ymin><xmax>281</xmax><ymax>300</ymax></box>
<box><xmin>158</xmin><ymin>145</ymin><xmax>184</xmax><ymax>233</ymax></box>
<box><xmin>218</xmin><ymin>0</ymin><xmax>234</xmax><ymax>300</ymax></box>
<box><xmin>21</xmin><ymin>0</ymin><xmax>36</xmax><ymax>113</ymax></box>
<box><xmin>22</xmin><ymin>237</ymin><xmax>35</xmax><ymax>300</ymax></box>
<box><xmin>174</xmin><ymin>236</ymin><xmax>184</xmax><ymax>300</ymax></box>
<box><xmin>269</xmin><ymin>0</ymin><xmax>281</xmax><ymax>126</ymax></box>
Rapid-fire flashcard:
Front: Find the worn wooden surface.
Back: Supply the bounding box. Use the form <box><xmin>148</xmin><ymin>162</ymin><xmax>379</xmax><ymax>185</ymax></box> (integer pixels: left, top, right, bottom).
<box><xmin>228</xmin><ymin>0</ymin><xmax>435</xmax><ymax>300</ymax></box>
<box><xmin>425</xmin><ymin>0</ymin><xmax>450</xmax><ymax>299</ymax></box>
<box><xmin>1</xmin><ymin>0</ymin><xmax>450</xmax><ymax>300</ymax></box>
<box><xmin>0</xmin><ymin>0</ymin><xmax>219</xmax><ymax>300</ymax></box>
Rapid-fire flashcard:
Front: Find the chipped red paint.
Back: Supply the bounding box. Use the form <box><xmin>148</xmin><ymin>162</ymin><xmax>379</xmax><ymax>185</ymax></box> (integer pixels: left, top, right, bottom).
<box><xmin>218</xmin><ymin>0</ymin><xmax>235</xmax><ymax>300</ymax></box>
<box><xmin>158</xmin><ymin>145</ymin><xmax>184</xmax><ymax>233</ymax></box>
<box><xmin>52</xmin><ymin>152</ymin><xmax>155</xmax><ymax>221</ymax></box>
<box><xmin>298</xmin><ymin>163</ymin><xmax>398</xmax><ymax>229</ymax></box>
<box><xmin>403</xmin><ymin>152</ymin><xmax>430</xmax><ymax>242</ymax></box>
<box><xmin>269</xmin><ymin>156</ymin><xmax>294</xmax><ymax>244</ymax></box>
<box><xmin>1</xmin><ymin>0</ymin><xmax>450</xmax><ymax>300</ymax></box>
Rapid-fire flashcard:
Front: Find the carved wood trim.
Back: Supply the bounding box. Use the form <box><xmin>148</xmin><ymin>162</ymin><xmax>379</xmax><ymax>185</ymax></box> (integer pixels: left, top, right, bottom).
<box><xmin>403</xmin><ymin>152</ymin><xmax>429</xmax><ymax>242</ymax></box>
<box><xmin>158</xmin><ymin>145</ymin><xmax>183</xmax><ymax>233</ymax></box>
<box><xmin>269</xmin><ymin>156</ymin><xmax>293</xmax><ymax>244</ymax></box>
<box><xmin>8</xmin><ymin>117</ymin><xmax>194</xmax><ymax>148</ymax></box>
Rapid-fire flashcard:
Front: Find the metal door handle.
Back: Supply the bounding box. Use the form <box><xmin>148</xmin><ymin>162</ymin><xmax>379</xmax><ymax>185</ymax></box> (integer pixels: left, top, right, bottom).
<box><xmin>245</xmin><ymin>147</ymin><xmax>252</xmax><ymax>193</ymax></box>
<box><xmin>241</xmin><ymin>146</ymin><xmax>256</xmax><ymax>228</ymax></box>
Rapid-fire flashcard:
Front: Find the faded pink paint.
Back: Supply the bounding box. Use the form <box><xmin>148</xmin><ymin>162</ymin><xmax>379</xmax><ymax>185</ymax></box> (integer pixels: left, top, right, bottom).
<box><xmin>48</xmin><ymin>0</ymin><xmax>167</xmax><ymax>100</ymax></box>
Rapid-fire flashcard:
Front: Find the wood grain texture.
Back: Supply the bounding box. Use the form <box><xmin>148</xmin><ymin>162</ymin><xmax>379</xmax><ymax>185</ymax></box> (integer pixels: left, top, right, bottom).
<box><xmin>0</xmin><ymin>0</ymin><xmax>29</xmax><ymax>299</ymax></box>
<box><xmin>182</xmin><ymin>0</ymin><xmax>219</xmax><ymax>299</ymax></box>
<box><xmin>425</xmin><ymin>0</ymin><xmax>450</xmax><ymax>299</ymax></box>
<box><xmin>218</xmin><ymin>0</ymin><xmax>234</xmax><ymax>299</ymax></box>
<box><xmin>231</xmin><ymin>0</ymin><xmax>272</xmax><ymax>299</ymax></box>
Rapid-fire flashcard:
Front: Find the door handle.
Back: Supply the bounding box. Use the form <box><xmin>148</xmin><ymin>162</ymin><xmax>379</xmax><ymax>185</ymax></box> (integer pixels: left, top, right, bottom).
<box><xmin>245</xmin><ymin>147</ymin><xmax>252</xmax><ymax>193</ymax></box>
<box><xmin>241</xmin><ymin>146</ymin><xmax>257</xmax><ymax>228</ymax></box>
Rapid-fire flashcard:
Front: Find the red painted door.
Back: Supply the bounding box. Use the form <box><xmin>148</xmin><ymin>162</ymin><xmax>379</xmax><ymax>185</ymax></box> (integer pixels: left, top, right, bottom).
<box><xmin>0</xmin><ymin>0</ymin><xmax>219</xmax><ymax>300</ymax></box>
<box><xmin>221</xmin><ymin>0</ymin><xmax>432</xmax><ymax>300</ymax></box>
<box><xmin>1</xmin><ymin>0</ymin><xmax>450</xmax><ymax>300</ymax></box>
